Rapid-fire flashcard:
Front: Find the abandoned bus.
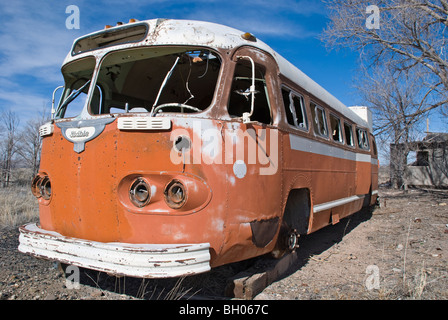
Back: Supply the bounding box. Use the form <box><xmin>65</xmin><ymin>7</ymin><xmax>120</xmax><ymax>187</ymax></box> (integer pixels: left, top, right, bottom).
<box><xmin>18</xmin><ymin>19</ymin><xmax>379</xmax><ymax>278</ymax></box>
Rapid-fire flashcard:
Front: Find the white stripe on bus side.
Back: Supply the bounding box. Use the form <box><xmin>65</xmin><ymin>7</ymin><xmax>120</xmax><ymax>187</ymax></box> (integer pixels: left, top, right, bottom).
<box><xmin>289</xmin><ymin>133</ymin><xmax>374</xmax><ymax>164</ymax></box>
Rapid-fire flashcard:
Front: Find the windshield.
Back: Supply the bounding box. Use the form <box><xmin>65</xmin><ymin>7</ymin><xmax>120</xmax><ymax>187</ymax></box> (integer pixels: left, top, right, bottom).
<box><xmin>56</xmin><ymin>47</ymin><xmax>221</xmax><ymax>119</ymax></box>
<box><xmin>95</xmin><ymin>47</ymin><xmax>221</xmax><ymax>116</ymax></box>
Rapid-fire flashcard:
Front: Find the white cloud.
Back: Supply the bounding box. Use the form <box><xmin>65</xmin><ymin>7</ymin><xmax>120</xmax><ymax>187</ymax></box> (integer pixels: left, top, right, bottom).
<box><xmin>0</xmin><ymin>1</ymin><xmax>79</xmax><ymax>119</ymax></box>
<box><xmin>0</xmin><ymin>2</ymin><xmax>78</xmax><ymax>79</ymax></box>
<box><xmin>0</xmin><ymin>88</ymin><xmax>49</xmax><ymax>121</ymax></box>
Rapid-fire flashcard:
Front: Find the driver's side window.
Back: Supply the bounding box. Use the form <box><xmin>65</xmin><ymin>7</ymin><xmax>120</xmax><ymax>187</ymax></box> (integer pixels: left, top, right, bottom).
<box><xmin>227</xmin><ymin>60</ymin><xmax>272</xmax><ymax>124</ymax></box>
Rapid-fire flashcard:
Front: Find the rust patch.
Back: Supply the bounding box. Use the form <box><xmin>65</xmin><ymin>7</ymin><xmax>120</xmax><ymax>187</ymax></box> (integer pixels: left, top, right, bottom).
<box><xmin>250</xmin><ymin>217</ymin><xmax>279</xmax><ymax>248</ymax></box>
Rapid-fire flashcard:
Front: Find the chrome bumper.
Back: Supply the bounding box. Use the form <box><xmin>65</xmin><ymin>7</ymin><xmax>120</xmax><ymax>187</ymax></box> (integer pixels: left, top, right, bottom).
<box><xmin>18</xmin><ymin>223</ymin><xmax>211</xmax><ymax>278</ymax></box>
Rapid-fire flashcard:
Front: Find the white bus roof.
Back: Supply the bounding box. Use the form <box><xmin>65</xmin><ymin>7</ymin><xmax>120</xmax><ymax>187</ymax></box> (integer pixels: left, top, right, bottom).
<box><xmin>65</xmin><ymin>19</ymin><xmax>369</xmax><ymax>128</ymax></box>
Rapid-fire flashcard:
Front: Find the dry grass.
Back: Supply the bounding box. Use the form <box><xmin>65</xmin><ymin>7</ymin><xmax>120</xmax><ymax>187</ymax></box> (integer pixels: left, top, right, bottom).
<box><xmin>0</xmin><ymin>185</ymin><xmax>39</xmax><ymax>228</ymax></box>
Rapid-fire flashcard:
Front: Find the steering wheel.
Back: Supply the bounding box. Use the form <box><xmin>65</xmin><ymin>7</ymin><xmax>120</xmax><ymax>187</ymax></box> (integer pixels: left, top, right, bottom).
<box><xmin>152</xmin><ymin>103</ymin><xmax>201</xmax><ymax>116</ymax></box>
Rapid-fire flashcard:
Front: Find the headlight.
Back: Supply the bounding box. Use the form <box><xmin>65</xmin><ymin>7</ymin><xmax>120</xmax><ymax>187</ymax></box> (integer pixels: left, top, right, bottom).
<box><xmin>31</xmin><ymin>175</ymin><xmax>43</xmax><ymax>198</ymax></box>
<box><xmin>164</xmin><ymin>180</ymin><xmax>187</xmax><ymax>209</ymax></box>
<box><xmin>129</xmin><ymin>178</ymin><xmax>151</xmax><ymax>207</ymax></box>
<box><xmin>31</xmin><ymin>174</ymin><xmax>51</xmax><ymax>200</ymax></box>
<box><xmin>40</xmin><ymin>176</ymin><xmax>52</xmax><ymax>200</ymax></box>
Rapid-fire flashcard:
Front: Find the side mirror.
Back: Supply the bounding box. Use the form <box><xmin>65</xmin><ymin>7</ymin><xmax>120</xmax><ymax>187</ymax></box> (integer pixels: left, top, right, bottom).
<box><xmin>51</xmin><ymin>86</ymin><xmax>64</xmax><ymax>119</ymax></box>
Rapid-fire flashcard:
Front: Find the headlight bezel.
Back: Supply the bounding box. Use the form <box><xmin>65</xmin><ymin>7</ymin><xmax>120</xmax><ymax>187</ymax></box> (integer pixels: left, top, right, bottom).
<box><xmin>129</xmin><ymin>177</ymin><xmax>152</xmax><ymax>208</ymax></box>
<box><xmin>164</xmin><ymin>179</ymin><xmax>187</xmax><ymax>209</ymax></box>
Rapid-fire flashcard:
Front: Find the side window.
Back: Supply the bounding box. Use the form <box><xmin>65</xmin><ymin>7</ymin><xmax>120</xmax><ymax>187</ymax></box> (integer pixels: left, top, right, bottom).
<box><xmin>57</xmin><ymin>56</ymin><xmax>96</xmax><ymax>119</ymax></box>
<box><xmin>228</xmin><ymin>60</ymin><xmax>271</xmax><ymax>124</ymax></box>
<box><xmin>89</xmin><ymin>85</ymin><xmax>104</xmax><ymax>115</ymax></box>
<box><xmin>310</xmin><ymin>102</ymin><xmax>328</xmax><ymax>138</ymax></box>
<box><xmin>330</xmin><ymin>113</ymin><xmax>343</xmax><ymax>143</ymax></box>
<box><xmin>281</xmin><ymin>87</ymin><xmax>308</xmax><ymax>130</ymax></box>
<box><xmin>356</xmin><ymin>128</ymin><xmax>370</xmax><ymax>150</ymax></box>
<box><xmin>344</xmin><ymin>122</ymin><xmax>354</xmax><ymax>147</ymax></box>
<box><xmin>57</xmin><ymin>78</ymin><xmax>92</xmax><ymax>119</ymax></box>
<box><xmin>371</xmin><ymin>135</ymin><xmax>378</xmax><ymax>156</ymax></box>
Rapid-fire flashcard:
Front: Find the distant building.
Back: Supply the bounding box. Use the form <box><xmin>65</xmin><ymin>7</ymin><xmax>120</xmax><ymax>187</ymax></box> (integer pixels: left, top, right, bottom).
<box><xmin>390</xmin><ymin>132</ymin><xmax>448</xmax><ymax>188</ymax></box>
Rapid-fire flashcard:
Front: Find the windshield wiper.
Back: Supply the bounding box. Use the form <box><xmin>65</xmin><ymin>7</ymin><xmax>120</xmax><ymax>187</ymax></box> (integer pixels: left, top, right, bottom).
<box><xmin>150</xmin><ymin>56</ymin><xmax>180</xmax><ymax>116</ymax></box>
<box><xmin>57</xmin><ymin>80</ymin><xmax>91</xmax><ymax>116</ymax></box>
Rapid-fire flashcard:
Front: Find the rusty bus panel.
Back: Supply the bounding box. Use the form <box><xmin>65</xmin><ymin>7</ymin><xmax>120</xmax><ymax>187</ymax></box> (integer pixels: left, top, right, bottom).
<box><xmin>19</xmin><ymin>19</ymin><xmax>379</xmax><ymax>278</ymax></box>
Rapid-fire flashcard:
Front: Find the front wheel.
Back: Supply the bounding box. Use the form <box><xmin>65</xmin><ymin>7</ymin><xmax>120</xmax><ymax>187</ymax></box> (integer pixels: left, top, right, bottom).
<box><xmin>271</xmin><ymin>224</ymin><xmax>299</xmax><ymax>259</ymax></box>
<box><xmin>287</xmin><ymin>230</ymin><xmax>299</xmax><ymax>251</ymax></box>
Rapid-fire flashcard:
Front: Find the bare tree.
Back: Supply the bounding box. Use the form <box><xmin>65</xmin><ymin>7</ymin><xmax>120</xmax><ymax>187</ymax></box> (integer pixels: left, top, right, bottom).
<box><xmin>17</xmin><ymin>108</ymin><xmax>49</xmax><ymax>178</ymax></box>
<box><xmin>0</xmin><ymin>109</ymin><xmax>20</xmax><ymax>188</ymax></box>
<box><xmin>321</xmin><ymin>0</ymin><xmax>448</xmax><ymax>188</ymax></box>
<box><xmin>322</xmin><ymin>0</ymin><xmax>448</xmax><ymax>119</ymax></box>
<box><xmin>355</xmin><ymin>64</ymin><xmax>429</xmax><ymax>143</ymax></box>
<box><xmin>354</xmin><ymin>63</ymin><xmax>430</xmax><ymax>187</ymax></box>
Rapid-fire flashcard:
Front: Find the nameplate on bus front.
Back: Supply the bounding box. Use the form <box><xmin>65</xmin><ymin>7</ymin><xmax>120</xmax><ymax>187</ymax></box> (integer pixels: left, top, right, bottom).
<box><xmin>56</xmin><ymin>117</ymin><xmax>116</xmax><ymax>153</ymax></box>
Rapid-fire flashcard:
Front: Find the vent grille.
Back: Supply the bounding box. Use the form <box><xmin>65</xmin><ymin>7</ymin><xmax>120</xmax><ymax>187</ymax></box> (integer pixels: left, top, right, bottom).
<box><xmin>117</xmin><ymin>117</ymin><xmax>171</xmax><ymax>130</ymax></box>
<box><xmin>39</xmin><ymin>123</ymin><xmax>54</xmax><ymax>137</ymax></box>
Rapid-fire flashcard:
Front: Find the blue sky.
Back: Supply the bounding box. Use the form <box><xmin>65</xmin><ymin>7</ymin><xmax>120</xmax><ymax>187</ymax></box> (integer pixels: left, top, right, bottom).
<box><xmin>0</xmin><ymin>0</ymin><xmax>446</xmax><ymax>135</ymax></box>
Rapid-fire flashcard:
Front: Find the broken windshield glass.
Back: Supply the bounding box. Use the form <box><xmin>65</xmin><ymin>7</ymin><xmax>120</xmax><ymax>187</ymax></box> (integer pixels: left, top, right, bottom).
<box><xmin>91</xmin><ymin>47</ymin><xmax>221</xmax><ymax>115</ymax></box>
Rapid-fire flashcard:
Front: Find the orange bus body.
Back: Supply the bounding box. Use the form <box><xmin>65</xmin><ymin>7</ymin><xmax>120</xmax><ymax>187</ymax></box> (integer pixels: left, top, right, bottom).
<box><xmin>19</xmin><ymin>19</ymin><xmax>378</xmax><ymax>278</ymax></box>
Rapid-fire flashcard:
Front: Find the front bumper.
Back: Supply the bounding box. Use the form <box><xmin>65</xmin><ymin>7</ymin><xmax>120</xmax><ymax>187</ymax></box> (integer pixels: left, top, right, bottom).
<box><xmin>18</xmin><ymin>223</ymin><xmax>211</xmax><ymax>278</ymax></box>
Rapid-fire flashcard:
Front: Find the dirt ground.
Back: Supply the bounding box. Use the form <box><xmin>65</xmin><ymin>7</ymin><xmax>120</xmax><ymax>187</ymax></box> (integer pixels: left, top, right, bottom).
<box><xmin>0</xmin><ymin>187</ymin><xmax>447</xmax><ymax>300</ymax></box>
<box><xmin>256</xmin><ymin>187</ymin><xmax>448</xmax><ymax>300</ymax></box>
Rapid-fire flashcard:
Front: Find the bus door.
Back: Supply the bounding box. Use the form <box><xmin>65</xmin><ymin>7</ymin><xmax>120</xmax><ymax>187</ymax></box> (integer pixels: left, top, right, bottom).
<box><xmin>220</xmin><ymin>47</ymin><xmax>283</xmax><ymax>259</ymax></box>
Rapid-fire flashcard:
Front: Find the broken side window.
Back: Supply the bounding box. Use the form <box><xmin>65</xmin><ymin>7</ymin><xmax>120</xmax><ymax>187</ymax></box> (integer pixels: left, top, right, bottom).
<box><xmin>310</xmin><ymin>102</ymin><xmax>328</xmax><ymax>138</ymax></box>
<box><xmin>281</xmin><ymin>87</ymin><xmax>308</xmax><ymax>130</ymax></box>
<box><xmin>356</xmin><ymin>128</ymin><xmax>370</xmax><ymax>150</ymax></box>
<box><xmin>344</xmin><ymin>122</ymin><xmax>354</xmax><ymax>147</ymax></box>
<box><xmin>330</xmin><ymin>113</ymin><xmax>343</xmax><ymax>143</ymax></box>
<box><xmin>228</xmin><ymin>61</ymin><xmax>272</xmax><ymax>124</ymax></box>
